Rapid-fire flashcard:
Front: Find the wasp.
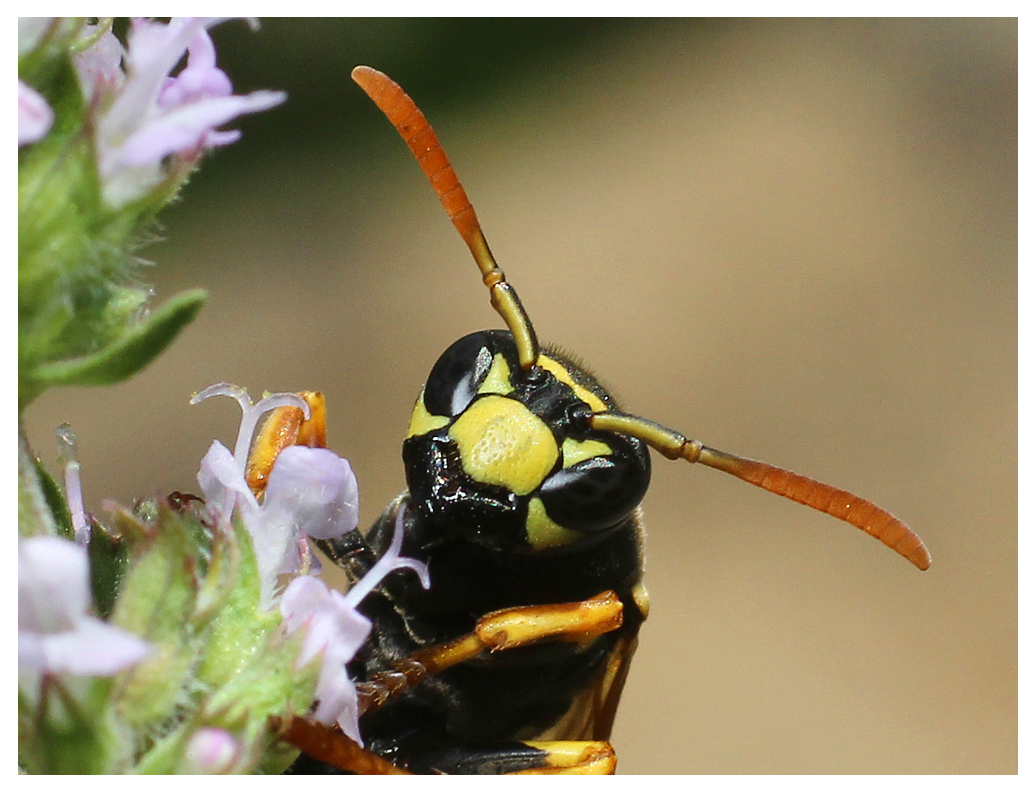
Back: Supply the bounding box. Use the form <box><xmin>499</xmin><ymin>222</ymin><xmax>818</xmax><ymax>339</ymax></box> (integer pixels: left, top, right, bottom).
<box><xmin>270</xmin><ymin>66</ymin><xmax>930</xmax><ymax>774</ymax></box>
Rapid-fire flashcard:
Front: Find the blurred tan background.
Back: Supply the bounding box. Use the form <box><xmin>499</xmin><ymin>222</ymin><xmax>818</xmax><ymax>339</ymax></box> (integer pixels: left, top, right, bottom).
<box><xmin>23</xmin><ymin>19</ymin><xmax>1016</xmax><ymax>773</ymax></box>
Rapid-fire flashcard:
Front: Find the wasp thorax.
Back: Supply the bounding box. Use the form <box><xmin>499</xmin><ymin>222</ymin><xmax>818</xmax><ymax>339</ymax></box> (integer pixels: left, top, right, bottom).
<box><xmin>402</xmin><ymin>331</ymin><xmax>652</xmax><ymax>552</ymax></box>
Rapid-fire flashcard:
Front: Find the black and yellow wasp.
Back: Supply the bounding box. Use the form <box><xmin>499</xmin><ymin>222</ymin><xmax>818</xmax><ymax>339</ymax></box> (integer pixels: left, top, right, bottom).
<box><xmin>272</xmin><ymin>67</ymin><xmax>930</xmax><ymax>775</ymax></box>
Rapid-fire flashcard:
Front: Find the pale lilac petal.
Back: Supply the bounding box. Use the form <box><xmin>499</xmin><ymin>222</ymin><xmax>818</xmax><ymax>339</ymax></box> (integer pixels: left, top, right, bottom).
<box><xmin>159</xmin><ymin>66</ymin><xmax>233</xmax><ymax>107</ymax></box>
<box><xmin>17</xmin><ymin>631</ymin><xmax>45</xmax><ymax>672</ymax></box>
<box><xmin>197</xmin><ymin>440</ymin><xmax>255</xmax><ymax>524</ymax></box>
<box><xmin>281</xmin><ymin>535</ymin><xmax>322</xmax><ymax>578</ymax></box>
<box><xmin>73</xmin><ymin>25</ymin><xmax>125</xmax><ymax>101</ymax></box>
<box><xmin>184</xmin><ymin>728</ymin><xmax>241</xmax><ymax>774</ymax></box>
<box><xmin>279</xmin><ymin>574</ymin><xmax>328</xmax><ymax>635</ymax></box>
<box><xmin>19</xmin><ymin>538</ymin><xmax>90</xmax><ymax>633</ymax></box>
<box><xmin>345</xmin><ymin>506</ymin><xmax>430</xmax><ymax>608</ymax></box>
<box><xmin>335</xmin><ymin>689</ymin><xmax>363</xmax><ymax>743</ymax></box>
<box><xmin>158</xmin><ymin>30</ymin><xmax>231</xmax><ymax>108</ymax></box>
<box><xmin>18</xmin><ymin>537</ymin><xmax>151</xmax><ymax>679</ymax></box>
<box><xmin>263</xmin><ymin>447</ymin><xmax>360</xmax><ymax>540</ymax></box>
<box><xmin>100</xmin><ymin>163</ymin><xmax>165</xmax><ymax>209</ymax></box>
<box><xmin>114</xmin><ymin>90</ymin><xmax>285</xmax><ymax>167</ymax></box>
<box><xmin>18</xmin><ymin>80</ymin><xmax>53</xmax><ymax>146</ymax></box>
<box><xmin>203</xmin><ymin>129</ymin><xmax>241</xmax><ymax>148</ymax></box>
<box><xmin>280</xmin><ymin>576</ymin><xmax>371</xmax><ymax>666</ymax></box>
<box><xmin>313</xmin><ymin>657</ymin><xmax>361</xmax><ymax>741</ymax></box>
<box><xmin>326</xmin><ymin>589</ymin><xmax>373</xmax><ymax>659</ymax></box>
<box><xmin>249</xmin><ymin>520</ymin><xmax>294</xmax><ymax>601</ymax></box>
<box><xmin>186</xmin><ymin>27</ymin><xmax>219</xmax><ymax>70</ymax></box>
<box><xmin>279</xmin><ymin>575</ymin><xmax>373</xmax><ymax>742</ymax></box>
<box><xmin>112</xmin><ymin>18</ymin><xmax>210</xmax><ymax>132</ymax></box>
<box><xmin>40</xmin><ymin>617</ymin><xmax>151</xmax><ymax>675</ymax></box>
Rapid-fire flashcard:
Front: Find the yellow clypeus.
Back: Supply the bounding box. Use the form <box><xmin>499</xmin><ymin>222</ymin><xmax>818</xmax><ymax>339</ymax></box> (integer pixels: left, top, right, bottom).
<box><xmin>449</xmin><ymin>395</ymin><xmax>558</xmax><ymax>495</ymax></box>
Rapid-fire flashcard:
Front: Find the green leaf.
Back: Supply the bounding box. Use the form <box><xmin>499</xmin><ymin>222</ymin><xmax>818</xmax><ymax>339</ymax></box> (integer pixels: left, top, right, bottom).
<box><xmin>27</xmin><ymin>288</ymin><xmax>205</xmax><ymax>394</ymax></box>
<box><xmin>18</xmin><ymin>431</ymin><xmax>61</xmax><ymax>539</ymax></box>
<box><xmin>18</xmin><ymin>432</ymin><xmax>71</xmax><ymax>540</ymax></box>
<box><xmin>196</xmin><ymin>516</ymin><xmax>267</xmax><ymax>688</ymax></box>
<box><xmin>110</xmin><ymin>503</ymin><xmax>204</xmax><ymax>728</ymax></box>
<box><xmin>88</xmin><ymin>524</ymin><xmax>130</xmax><ymax>620</ymax></box>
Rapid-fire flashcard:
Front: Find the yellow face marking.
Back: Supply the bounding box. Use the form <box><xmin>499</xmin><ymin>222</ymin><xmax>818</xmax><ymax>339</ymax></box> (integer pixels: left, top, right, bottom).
<box><xmin>537</xmin><ymin>355</ymin><xmax>608</xmax><ymax>413</ymax></box>
<box><xmin>476</xmin><ymin>353</ymin><xmax>514</xmax><ymax>396</ymax></box>
<box><xmin>561</xmin><ymin>436</ymin><xmax>612</xmax><ymax>469</ymax></box>
<box><xmin>526</xmin><ymin>497</ymin><xmax>586</xmax><ymax>549</ymax></box>
<box><xmin>406</xmin><ymin>390</ymin><xmax>450</xmax><ymax>439</ymax></box>
<box><xmin>448</xmin><ymin>395</ymin><xmax>557</xmax><ymax>495</ymax></box>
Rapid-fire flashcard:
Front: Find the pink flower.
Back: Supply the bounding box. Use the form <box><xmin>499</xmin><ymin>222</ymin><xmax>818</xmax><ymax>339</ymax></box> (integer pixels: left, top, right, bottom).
<box><xmin>193</xmin><ymin>383</ymin><xmax>354</xmax><ymax>605</ymax></box>
<box><xmin>18</xmin><ymin>80</ymin><xmax>53</xmax><ymax>146</ymax></box>
<box><xmin>18</xmin><ymin>537</ymin><xmax>150</xmax><ymax>687</ymax></box>
<box><xmin>183</xmin><ymin>727</ymin><xmax>241</xmax><ymax>774</ymax></box>
<box><xmin>193</xmin><ymin>382</ymin><xmax>430</xmax><ymax>741</ymax></box>
<box><xmin>279</xmin><ymin>508</ymin><xmax>429</xmax><ymax>742</ymax></box>
<box><xmin>73</xmin><ymin>18</ymin><xmax>285</xmax><ymax>207</ymax></box>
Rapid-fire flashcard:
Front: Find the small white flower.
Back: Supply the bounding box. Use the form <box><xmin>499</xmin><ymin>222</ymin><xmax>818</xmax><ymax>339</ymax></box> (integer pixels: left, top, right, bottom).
<box><xmin>279</xmin><ymin>575</ymin><xmax>371</xmax><ymax>742</ymax></box>
<box><xmin>183</xmin><ymin>727</ymin><xmax>241</xmax><ymax>774</ymax></box>
<box><xmin>18</xmin><ymin>537</ymin><xmax>150</xmax><ymax>687</ymax></box>
<box><xmin>73</xmin><ymin>23</ymin><xmax>125</xmax><ymax>102</ymax></box>
<box><xmin>193</xmin><ymin>382</ymin><xmax>430</xmax><ymax>741</ymax></box>
<box><xmin>279</xmin><ymin>508</ymin><xmax>429</xmax><ymax>742</ymax></box>
<box><xmin>18</xmin><ymin>80</ymin><xmax>53</xmax><ymax>146</ymax></box>
<box><xmin>192</xmin><ymin>383</ymin><xmax>360</xmax><ymax>606</ymax></box>
<box><xmin>72</xmin><ymin>18</ymin><xmax>285</xmax><ymax>207</ymax></box>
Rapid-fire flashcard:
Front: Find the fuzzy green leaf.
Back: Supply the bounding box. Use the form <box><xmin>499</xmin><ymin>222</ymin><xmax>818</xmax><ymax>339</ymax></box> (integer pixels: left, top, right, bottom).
<box><xmin>26</xmin><ymin>288</ymin><xmax>205</xmax><ymax>396</ymax></box>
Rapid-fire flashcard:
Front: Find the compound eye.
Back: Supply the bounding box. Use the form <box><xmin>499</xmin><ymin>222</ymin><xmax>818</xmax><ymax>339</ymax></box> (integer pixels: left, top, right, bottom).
<box><xmin>538</xmin><ymin>436</ymin><xmax>651</xmax><ymax>533</ymax></box>
<box><xmin>423</xmin><ymin>331</ymin><xmax>501</xmax><ymax>417</ymax></box>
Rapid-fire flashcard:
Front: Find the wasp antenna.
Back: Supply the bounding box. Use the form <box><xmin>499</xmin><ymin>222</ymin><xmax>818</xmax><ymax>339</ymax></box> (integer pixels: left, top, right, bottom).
<box><xmin>351</xmin><ymin>65</ymin><xmax>540</xmax><ymax>369</ymax></box>
<box><xmin>590</xmin><ymin>412</ymin><xmax>931</xmax><ymax>570</ymax></box>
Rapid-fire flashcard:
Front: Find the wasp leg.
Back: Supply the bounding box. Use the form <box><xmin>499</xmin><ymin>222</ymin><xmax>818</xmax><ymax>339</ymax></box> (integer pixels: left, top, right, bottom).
<box><xmin>276</xmin><ymin>716</ymin><xmax>411</xmax><ymax>774</ymax></box>
<box><xmin>313</xmin><ymin>528</ymin><xmax>379</xmax><ymax>577</ymax></box>
<box><xmin>282</xmin><ymin>592</ymin><xmax>625</xmax><ymax>774</ymax></box>
<box><xmin>402</xmin><ymin>740</ymin><xmax>616</xmax><ymax>775</ymax></box>
<box><xmin>357</xmin><ymin>590</ymin><xmax>625</xmax><ymax>715</ymax></box>
<box><xmin>279</xmin><ymin>719</ymin><xmax>616</xmax><ymax>775</ymax></box>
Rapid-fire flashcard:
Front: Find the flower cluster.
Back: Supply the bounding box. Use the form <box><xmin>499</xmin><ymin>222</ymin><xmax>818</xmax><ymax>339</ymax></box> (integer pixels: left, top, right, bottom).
<box><xmin>19</xmin><ymin>383</ymin><xmax>429</xmax><ymax>772</ymax></box>
<box><xmin>18</xmin><ymin>17</ymin><xmax>421</xmax><ymax>774</ymax></box>
<box><xmin>193</xmin><ymin>384</ymin><xmax>430</xmax><ymax>741</ymax></box>
<box><xmin>18</xmin><ymin>17</ymin><xmax>285</xmax><ymax>409</ymax></box>
<box><xmin>20</xmin><ymin>17</ymin><xmax>285</xmax><ymax>207</ymax></box>
<box><xmin>19</xmin><ymin>536</ymin><xmax>151</xmax><ymax>689</ymax></box>
<box><xmin>77</xmin><ymin>18</ymin><xmax>285</xmax><ymax>208</ymax></box>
